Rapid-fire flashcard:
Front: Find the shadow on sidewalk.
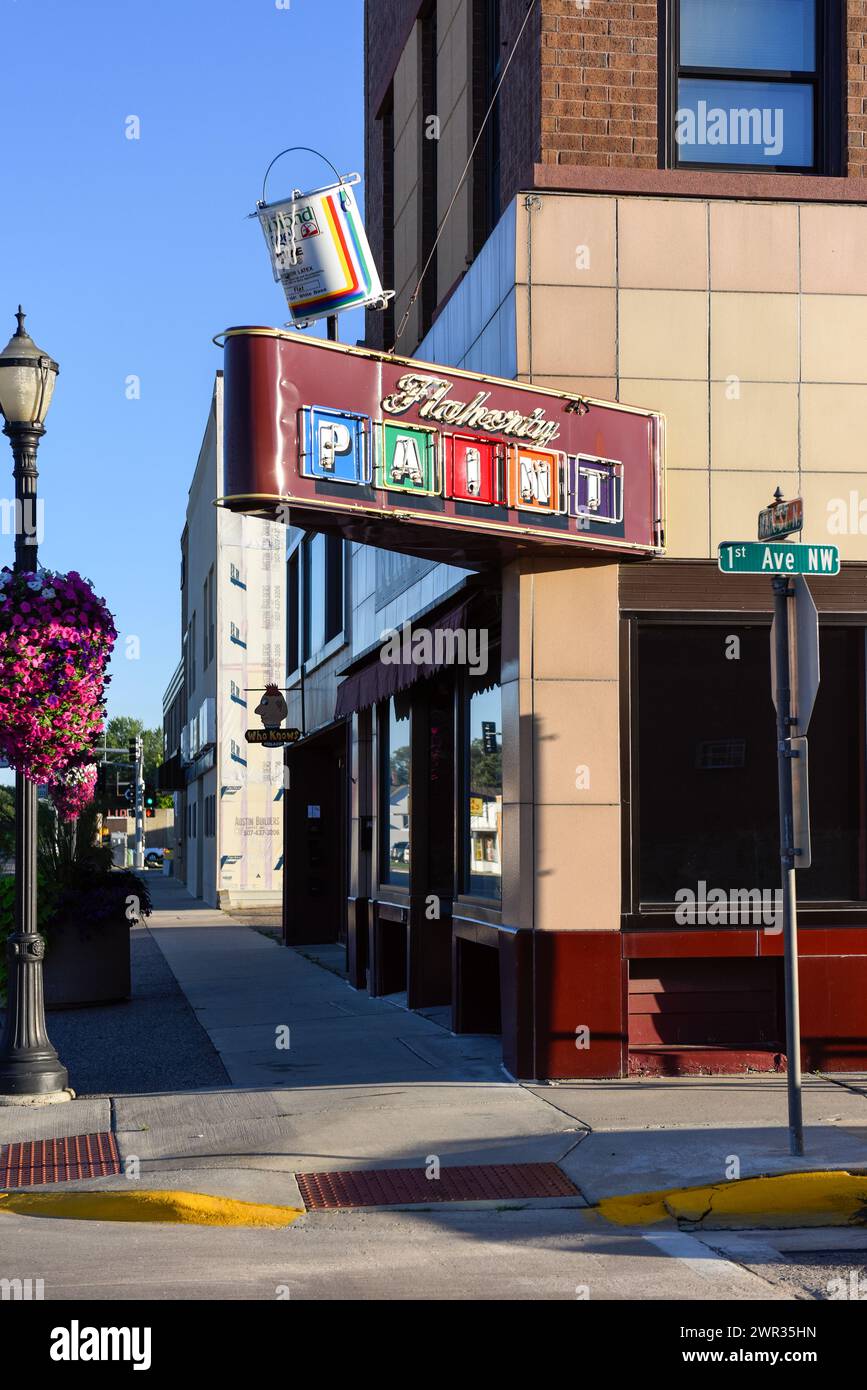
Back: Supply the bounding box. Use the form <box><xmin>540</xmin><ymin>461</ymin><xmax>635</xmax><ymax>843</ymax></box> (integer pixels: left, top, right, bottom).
<box><xmin>0</xmin><ymin>925</ymin><xmax>231</xmax><ymax>1097</ymax></box>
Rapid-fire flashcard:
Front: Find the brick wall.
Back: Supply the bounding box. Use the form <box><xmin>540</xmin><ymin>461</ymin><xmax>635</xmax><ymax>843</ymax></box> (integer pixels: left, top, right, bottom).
<box><xmin>499</xmin><ymin>0</ymin><xmax>544</xmax><ymax>208</ymax></box>
<box><xmin>848</xmin><ymin>0</ymin><xmax>867</xmax><ymax>175</ymax></box>
<box><xmin>365</xmin><ymin>1</ymin><xmax>867</xmax><ymax>350</ymax></box>
<box><xmin>365</xmin><ymin>0</ymin><xmax>542</xmax><ymax>347</ymax></box>
<box><xmin>365</xmin><ymin>0</ymin><xmax>424</xmax><ymax>348</ymax></box>
<box><xmin>539</xmin><ymin>1</ymin><xmax>864</xmax><ymax>177</ymax></box>
<box><xmin>540</xmin><ymin>0</ymin><xmax>658</xmax><ymax>169</ymax></box>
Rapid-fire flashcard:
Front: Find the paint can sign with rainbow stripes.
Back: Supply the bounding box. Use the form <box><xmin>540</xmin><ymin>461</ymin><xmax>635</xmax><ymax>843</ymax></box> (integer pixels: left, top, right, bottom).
<box><xmin>256</xmin><ymin>174</ymin><xmax>391</xmax><ymax>328</ymax></box>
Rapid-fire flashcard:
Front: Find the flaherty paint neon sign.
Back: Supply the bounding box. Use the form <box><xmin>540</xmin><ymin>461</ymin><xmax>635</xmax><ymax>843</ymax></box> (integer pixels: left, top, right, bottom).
<box><xmin>382</xmin><ymin>373</ymin><xmax>562</xmax><ymax>449</ymax></box>
<box><xmin>218</xmin><ymin>328</ymin><xmax>665</xmax><ymax>565</ymax></box>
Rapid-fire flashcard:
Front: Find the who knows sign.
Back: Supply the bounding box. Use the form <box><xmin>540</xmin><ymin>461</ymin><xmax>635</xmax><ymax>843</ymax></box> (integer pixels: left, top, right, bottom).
<box><xmin>218</xmin><ymin>329</ymin><xmax>665</xmax><ymax>566</ymax></box>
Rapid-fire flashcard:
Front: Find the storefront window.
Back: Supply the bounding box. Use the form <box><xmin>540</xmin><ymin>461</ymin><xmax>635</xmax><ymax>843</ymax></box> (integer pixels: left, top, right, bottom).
<box><xmin>465</xmin><ymin>682</ymin><xmax>502</xmax><ymax>900</ymax></box>
<box><xmin>637</xmin><ymin>624</ymin><xmax>862</xmax><ymax>905</ymax></box>
<box><xmin>381</xmin><ymin>697</ymin><xmax>411</xmax><ymax>885</ymax></box>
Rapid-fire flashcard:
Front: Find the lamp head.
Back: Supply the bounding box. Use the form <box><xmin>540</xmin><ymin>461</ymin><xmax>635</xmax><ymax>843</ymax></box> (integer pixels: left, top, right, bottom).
<box><xmin>0</xmin><ymin>307</ymin><xmax>59</xmax><ymax>429</ymax></box>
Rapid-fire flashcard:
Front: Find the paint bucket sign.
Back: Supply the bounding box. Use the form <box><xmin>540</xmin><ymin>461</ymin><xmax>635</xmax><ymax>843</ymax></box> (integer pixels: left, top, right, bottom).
<box><xmin>256</xmin><ymin>175</ymin><xmax>391</xmax><ymax>327</ymax></box>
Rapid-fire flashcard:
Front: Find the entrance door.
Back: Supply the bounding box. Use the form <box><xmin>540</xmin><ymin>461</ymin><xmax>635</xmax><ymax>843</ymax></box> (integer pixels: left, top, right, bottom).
<box><xmin>282</xmin><ymin>723</ymin><xmax>348</xmax><ymax>946</ymax></box>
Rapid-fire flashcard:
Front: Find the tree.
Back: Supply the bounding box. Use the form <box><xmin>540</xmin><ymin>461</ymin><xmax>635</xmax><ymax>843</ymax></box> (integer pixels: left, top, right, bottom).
<box><xmin>0</xmin><ymin>786</ymin><xmax>14</xmax><ymax>861</ymax></box>
<box><xmin>469</xmin><ymin>739</ymin><xmax>502</xmax><ymax>795</ymax></box>
<box><xmin>101</xmin><ymin>717</ymin><xmax>173</xmax><ymax>809</ymax></box>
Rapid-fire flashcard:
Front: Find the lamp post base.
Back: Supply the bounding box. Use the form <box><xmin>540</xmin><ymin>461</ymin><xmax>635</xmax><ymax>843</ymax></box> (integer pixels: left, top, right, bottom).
<box><xmin>0</xmin><ymin>928</ymin><xmax>70</xmax><ymax>1099</ymax></box>
<box><xmin>0</xmin><ymin>1089</ymin><xmax>74</xmax><ymax>1107</ymax></box>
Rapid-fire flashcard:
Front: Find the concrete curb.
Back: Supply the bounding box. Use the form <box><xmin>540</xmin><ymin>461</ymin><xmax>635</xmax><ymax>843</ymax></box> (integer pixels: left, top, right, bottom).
<box><xmin>0</xmin><ymin>1189</ymin><xmax>305</xmax><ymax>1227</ymax></box>
<box><xmin>597</xmin><ymin>1169</ymin><xmax>867</xmax><ymax>1230</ymax></box>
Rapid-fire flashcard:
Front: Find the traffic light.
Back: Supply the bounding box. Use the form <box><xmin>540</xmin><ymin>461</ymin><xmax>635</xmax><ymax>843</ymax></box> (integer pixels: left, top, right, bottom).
<box><xmin>482</xmin><ymin>720</ymin><xmax>498</xmax><ymax>755</ymax></box>
<box><xmin>128</xmin><ymin>737</ymin><xmax>137</xmax><ymax>768</ymax></box>
<box><xmin>96</xmin><ymin>764</ymin><xmax>108</xmax><ymax>796</ymax></box>
<box><xmin>144</xmin><ymin>786</ymin><xmax>156</xmax><ymax>818</ymax></box>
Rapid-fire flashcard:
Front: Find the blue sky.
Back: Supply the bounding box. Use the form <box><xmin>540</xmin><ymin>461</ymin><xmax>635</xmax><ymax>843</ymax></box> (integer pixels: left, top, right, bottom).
<box><xmin>0</xmin><ymin>0</ymin><xmax>365</xmax><ymax>735</ymax></box>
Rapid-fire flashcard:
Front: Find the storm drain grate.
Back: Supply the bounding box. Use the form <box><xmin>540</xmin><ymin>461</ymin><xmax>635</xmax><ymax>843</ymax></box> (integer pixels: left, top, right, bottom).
<box><xmin>0</xmin><ymin>1132</ymin><xmax>121</xmax><ymax>1187</ymax></box>
<box><xmin>296</xmin><ymin>1162</ymin><xmax>580</xmax><ymax>1210</ymax></box>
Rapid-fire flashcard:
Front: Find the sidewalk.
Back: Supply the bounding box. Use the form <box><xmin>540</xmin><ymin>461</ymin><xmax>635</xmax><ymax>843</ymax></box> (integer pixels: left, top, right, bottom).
<box><xmin>1</xmin><ymin>875</ymin><xmax>865</xmax><ymax>1218</ymax></box>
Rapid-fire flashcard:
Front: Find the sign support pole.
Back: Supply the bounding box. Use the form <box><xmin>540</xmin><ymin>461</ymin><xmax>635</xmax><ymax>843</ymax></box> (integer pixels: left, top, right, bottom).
<box><xmin>134</xmin><ymin>740</ymin><xmax>144</xmax><ymax>871</ymax></box>
<box><xmin>772</xmin><ymin>574</ymin><xmax>804</xmax><ymax>1157</ymax></box>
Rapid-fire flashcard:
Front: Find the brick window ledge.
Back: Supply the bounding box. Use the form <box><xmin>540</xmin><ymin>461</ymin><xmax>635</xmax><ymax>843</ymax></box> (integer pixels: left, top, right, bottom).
<box><xmin>533</xmin><ymin>162</ymin><xmax>867</xmax><ymax>205</ymax></box>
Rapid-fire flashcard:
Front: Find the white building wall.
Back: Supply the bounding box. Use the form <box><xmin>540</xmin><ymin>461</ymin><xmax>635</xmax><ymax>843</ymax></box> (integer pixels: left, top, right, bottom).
<box><xmin>182</xmin><ymin>380</ymin><xmax>219</xmax><ymax>901</ymax></box>
<box><xmin>180</xmin><ymin>372</ymin><xmax>287</xmax><ymax>909</ymax></box>
<box><xmin>216</xmin><ymin>507</ymin><xmax>286</xmax><ymax>908</ymax></box>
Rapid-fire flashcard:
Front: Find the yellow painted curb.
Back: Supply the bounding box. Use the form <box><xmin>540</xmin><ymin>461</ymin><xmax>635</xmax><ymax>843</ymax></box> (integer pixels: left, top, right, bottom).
<box><xmin>597</xmin><ymin>1170</ymin><xmax>867</xmax><ymax>1229</ymax></box>
<box><xmin>0</xmin><ymin>1189</ymin><xmax>305</xmax><ymax>1228</ymax></box>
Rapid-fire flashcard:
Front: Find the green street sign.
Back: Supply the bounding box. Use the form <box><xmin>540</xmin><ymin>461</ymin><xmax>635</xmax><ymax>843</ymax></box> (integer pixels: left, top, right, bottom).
<box><xmin>718</xmin><ymin>541</ymin><xmax>840</xmax><ymax>576</ymax></box>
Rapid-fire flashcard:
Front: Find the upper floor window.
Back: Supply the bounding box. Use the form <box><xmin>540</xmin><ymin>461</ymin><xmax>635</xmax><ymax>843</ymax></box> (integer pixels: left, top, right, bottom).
<box><xmin>671</xmin><ymin>0</ymin><xmax>835</xmax><ymax>172</ymax></box>
<box><xmin>473</xmin><ymin>0</ymin><xmax>502</xmax><ymax>253</ymax></box>
<box><xmin>287</xmin><ymin>548</ymin><xmax>300</xmax><ymax>675</ymax></box>
<box><xmin>207</xmin><ymin>566</ymin><xmax>215</xmax><ymax>666</ymax></box>
<box><xmin>302</xmin><ymin>533</ymin><xmax>344</xmax><ymax>662</ymax></box>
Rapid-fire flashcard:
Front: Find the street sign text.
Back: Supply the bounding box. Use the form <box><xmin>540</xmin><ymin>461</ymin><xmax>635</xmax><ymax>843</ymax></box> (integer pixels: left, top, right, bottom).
<box><xmin>719</xmin><ymin>542</ymin><xmax>840</xmax><ymax>576</ymax></box>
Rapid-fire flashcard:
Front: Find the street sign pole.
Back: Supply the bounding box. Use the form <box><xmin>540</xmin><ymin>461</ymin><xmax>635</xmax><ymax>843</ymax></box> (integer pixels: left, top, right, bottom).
<box><xmin>772</xmin><ymin>575</ymin><xmax>804</xmax><ymax>1157</ymax></box>
<box><xmin>133</xmin><ymin>736</ymin><xmax>144</xmax><ymax>871</ymax></box>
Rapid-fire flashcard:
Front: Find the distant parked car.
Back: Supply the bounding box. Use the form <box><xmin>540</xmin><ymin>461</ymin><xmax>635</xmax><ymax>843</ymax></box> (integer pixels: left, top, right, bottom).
<box><xmin>144</xmin><ymin>849</ymin><xmax>165</xmax><ymax>869</ymax></box>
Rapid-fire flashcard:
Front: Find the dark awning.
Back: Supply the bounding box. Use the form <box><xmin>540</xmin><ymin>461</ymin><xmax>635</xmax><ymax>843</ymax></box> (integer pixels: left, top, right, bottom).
<box><xmin>157</xmin><ymin>752</ymin><xmax>186</xmax><ymax>793</ymax></box>
<box><xmin>335</xmin><ymin>595</ymin><xmax>503</xmax><ymax>717</ymax></box>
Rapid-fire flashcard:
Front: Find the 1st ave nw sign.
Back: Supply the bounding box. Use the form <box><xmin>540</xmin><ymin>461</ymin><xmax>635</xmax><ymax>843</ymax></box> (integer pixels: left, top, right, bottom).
<box><xmin>718</xmin><ymin>542</ymin><xmax>840</xmax><ymax>575</ymax></box>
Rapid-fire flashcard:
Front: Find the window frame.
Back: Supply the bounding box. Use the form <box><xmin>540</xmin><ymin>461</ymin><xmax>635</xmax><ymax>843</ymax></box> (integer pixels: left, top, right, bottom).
<box><xmin>286</xmin><ymin>547</ymin><xmax>300</xmax><ymax>680</ymax></box>
<box><xmin>208</xmin><ymin>566</ymin><xmax>215</xmax><ymax>668</ymax></box>
<box><xmin>458</xmin><ymin>673</ymin><xmax>504</xmax><ymax>905</ymax></box>
<box><xmin>202</xmin><ymin>577</ymin><xmax>210</xmax><ymax>669</ymax></box>
<box><xmin>287</xmin><ymin>530</ymin><xmax>347</xmax><ymax>678</ymax></box>
<box><xmin>662</xmin><ymin>0</ymin><xmax>844</xmax><ymax>176</ymax></box>
<box><xmin>378</xmin><ymin>696</ymin><xmax>412</xmax><ymax>890</ymax></box>
<box><xmin>472</xmin><ymin>0</ymin><xmax>503</xmax><ymax>254</ymax></box>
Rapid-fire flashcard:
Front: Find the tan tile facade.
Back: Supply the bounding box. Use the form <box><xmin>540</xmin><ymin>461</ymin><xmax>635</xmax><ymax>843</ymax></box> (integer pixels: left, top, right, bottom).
<box><xmin>518</xmin><ymin>192</ymin><xmax>867</xmax><ymax>561</ymax></box>
<box><xmin>501</xmin><ymin>560</ymin><xmax>621</xmax><ymax>934</ymax></box>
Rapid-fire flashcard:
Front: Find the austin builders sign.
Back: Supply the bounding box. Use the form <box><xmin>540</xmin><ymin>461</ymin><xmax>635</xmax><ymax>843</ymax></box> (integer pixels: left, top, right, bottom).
<box><xmin>219</xmin><ymin>328</ymin><xmax>665</xmax><ymax>564</ymax></box>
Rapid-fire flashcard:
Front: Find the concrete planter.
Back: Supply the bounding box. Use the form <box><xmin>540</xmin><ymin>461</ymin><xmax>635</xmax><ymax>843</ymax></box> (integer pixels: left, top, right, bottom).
<box><xmin>43</xmin><ymin>910</ymin><xmax>131</xmax><ymax>1009</ymax></box>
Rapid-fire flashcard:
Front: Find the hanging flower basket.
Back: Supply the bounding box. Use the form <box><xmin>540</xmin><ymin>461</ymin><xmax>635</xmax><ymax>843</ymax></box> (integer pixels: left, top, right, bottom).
<box><xmin>48</xmin><ymin>762</ymin><xmax>98</xmax><ymax>822</ymax></box>
<box><xmin>0</xmin><ymin>567</ymin><xmax>116</xmax><ymax>784</ymax></box>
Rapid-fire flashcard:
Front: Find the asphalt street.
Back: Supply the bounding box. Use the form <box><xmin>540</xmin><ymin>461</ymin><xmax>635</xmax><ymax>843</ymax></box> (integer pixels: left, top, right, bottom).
<box><xmin>1</xmin><ymin>880</ymin><xmax>865</xmax><ymax>1304</ymax></box>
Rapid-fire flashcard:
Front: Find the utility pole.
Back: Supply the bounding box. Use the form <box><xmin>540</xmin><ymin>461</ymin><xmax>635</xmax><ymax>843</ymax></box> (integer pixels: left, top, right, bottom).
<box><xmin>128</xmin><ymin>734</ymin><xmax>144</xmax><ymax>869</ymax></box>
<box><xmin>134</xmin><ymin>734</ymin><xmax>144</xmax><ymax>870</ymax></box>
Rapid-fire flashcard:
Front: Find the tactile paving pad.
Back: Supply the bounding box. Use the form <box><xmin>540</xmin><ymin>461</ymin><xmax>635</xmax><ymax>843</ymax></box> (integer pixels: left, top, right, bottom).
<box><xmin>296</xmin><ymin>1162</ymin><xmax>580</xmax><ymax>1209</ymax></box>
<box><xmin>0</xmin><ymin>1131</ymin><xmax>121</xmax><ymax>1187</ymax></box>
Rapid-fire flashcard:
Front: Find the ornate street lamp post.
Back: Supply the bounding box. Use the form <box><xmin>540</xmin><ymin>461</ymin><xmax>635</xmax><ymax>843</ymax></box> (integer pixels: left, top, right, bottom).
<box><xmin>0</xmin><ymin>308</ymin><xmax>69</xmax><ymax>1102</ymax></box>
